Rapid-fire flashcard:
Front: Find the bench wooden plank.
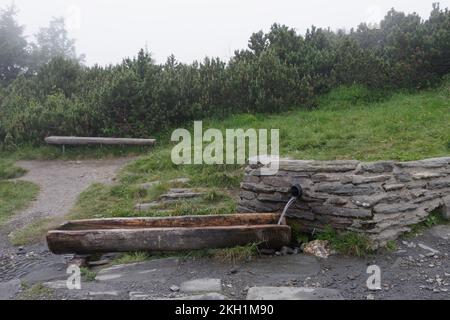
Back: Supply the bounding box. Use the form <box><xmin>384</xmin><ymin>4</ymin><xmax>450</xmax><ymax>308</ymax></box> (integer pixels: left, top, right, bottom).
<box><xmin>45</xmin><ymin>136</ymin><xmax>156</xmax><ymax>146</ymax></box>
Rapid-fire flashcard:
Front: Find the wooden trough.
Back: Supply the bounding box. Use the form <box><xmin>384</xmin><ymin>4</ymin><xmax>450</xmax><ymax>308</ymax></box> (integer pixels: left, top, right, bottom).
<box><xmin>46</xmin><ymin>213</ymin><xmax>291</xmax><ymax>254</ymax></box>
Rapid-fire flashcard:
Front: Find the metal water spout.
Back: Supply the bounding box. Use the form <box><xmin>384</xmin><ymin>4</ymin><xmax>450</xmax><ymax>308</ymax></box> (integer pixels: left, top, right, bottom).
<box><xmin>278</xmin><ymin>184</ymin><xmax>303</xmax><ymax>225</ymax></box>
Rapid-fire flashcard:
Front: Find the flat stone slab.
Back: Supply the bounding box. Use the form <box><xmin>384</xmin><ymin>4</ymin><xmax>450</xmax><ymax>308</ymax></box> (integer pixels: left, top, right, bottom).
<box><xmin>241</xmin><ymin>254</ymin><xmax>320</xmax><ymax>281</ymax></box>
<box><xmin>172</xmin><ymin>293</ymin><xmax>228</xmax><ymax>300</ymax></box>
<box><xmin>21</xmin><ymin>263</ymin><xmax>67</xmax><ymax>283</ymax></box>
<box><xmin>180</xmin><ymin>278</ymin><xmax>222</xmax><ymax>293</ymax></box>
<box><xmin>246</xmin><ymin>287</ymin><xmax>344</xmax><ymax>300</ymax></box>
<box><xmin>430</xmin><ymin>225</ymin><xmax>450</xmax><ymax>240</ymax></box>
<box><xmin>139</xmin><ymin>178</ymin><xmax>191</xmax><ymax>190</ymax></box>
<box><xmin>0</xmin><ymin>279</ymin><xmax>21</xmax><ymax>300</ymax></box>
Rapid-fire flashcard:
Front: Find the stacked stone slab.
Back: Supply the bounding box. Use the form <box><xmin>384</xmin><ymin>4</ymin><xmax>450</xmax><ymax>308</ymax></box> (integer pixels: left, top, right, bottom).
<box><xmin>238</xmin><ymin>157</ymin><xmax>450</xmax><ymax>247</ymax></box>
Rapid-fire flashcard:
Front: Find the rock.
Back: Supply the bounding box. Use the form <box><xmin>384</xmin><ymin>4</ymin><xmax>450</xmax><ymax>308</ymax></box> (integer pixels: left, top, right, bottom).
<box><xmin>228</xmin><ymin>267</ymin><xmax>239</xmax><ymax>275</ymax></box>
<box><xmin>303</xmin><ymin>240</ymin><xmax>332</xmax><ymax>259</ymax></box>
<box><xmin>428</xmin><ymin>178</ymin><xmax>450</xmax><ymax>190</ymax></box>
<box><xmin>180</xmin><ymin>278</ymin><xmax>222</xmax><ymax>293</ymax></box>
<box><xmin>0</xmin><ymin>279</ymin><xmax>21</xmax><ymax>300</ymax></box>
<box><xmin>278</xmin><ymin>160</ymin><xmax>359</xmax><ymax>173</ymax></box>
<box><xmin>171</xmin><ymin>293</ymin><xmax>228</xmax><ymax>300</ymax></box>
<box><xmin>383</xmin><ymin>184</ymin><xmax>405</xmax><ymax>192</ymax></box>
<box><xmin>351</xmin><ymin>175</ymin><xmax>391</xmax><ymax>185</ymax></box>
<box><xmin>366</xmin><ymin>294</ymin><xmax>375</xmax><ymax>300</ymax></box>
<box><xmin>430</xmin><ymin>225</ymin><xmax>450</xmax><ymax>240</ymax></box>
<box><xmin>324</xmin><ymin>197</ymin><xmax>348</xmax><ymax>206</ymax></box>
<box><xmin>442</xmin><ymin>196</ymin><xmax>450</xmax><ymax>220</ymax></box>
<box><xmin>129</xmin><ymin>292</ymin><xmax>151</xmax><ymax>300</ymax></box>
<box><xmin>139</xmin><ymin>178</ymin><xmax>191</xmax><ymax>190</ymax></box>
<box><xmin>160</xmin><ymin>189</ymin><xmax>205</xmax><ymax>200</ymax></box>
<box><xmin>373</xmin><ymin>203</ymin><xmax>419</xmax><ymax>214</ymax></box>
<box><xmin>311</xmin><ymin>205</ymin><xmax>372</xmax><ymax>218</ymax></box>
<box><xmin>88</xmin><ymin>260</ymin><xmax>111</xmax><ymax>267</ymax></box>
<box><xmin>359</xmin><ymin>161</ymin><xmax>394</xmax><ymax>173</ymax></box>
<box><xmin>96</xmin><ymin>274</ymin><xmax>123</xmax><ymax>281</ymax></box>
<box><xmin>413</xmin><ymin>172</ymin><xmax>444</xmax><ymax>180</ymax></box>
<box><xmin>418</xmin><ymin>243</ymin><xmax>440</xmax><ymax>254</ymax></box>
<box><xmin>68</xmin><ymin>255</ymin><xmax>89</xmax><ymax>268</ymax></box>
<box><xmin>134</xmin><ymin>202</ymin><xmax>160</xmax><ymax>210</ymax></box>
<box><xmin>259</xmin><ymin>249</ymin><xmax>276</xmax><ymax>255</ymax></box>
<box><xmin>87</xmin><ymin>291</ymin><xmax>119</xmax><ymax>297</ymax></box>
<box><xmin>396</xmin><ymin>158</ymin><xmax>450</xmax><ymax>169</ymax></box>
<box><xmin>43</xmin><ymin>280</ymin><xmax>68</xmax><ymax>290</ymax></box>
<box><xmin>246</xmin><ymin>287</ymin><xmax>343</xmax><ymax>300</ymax></box>
<box><xmin>352</xmin><ymin>194</ymin><xmax>403</xmax><ymax>208</ymax></box>
<box><xmin>170</xmin><ymin>285</ymin><xmax>180</xmax><ymax>292</ymax></box>
<box><xmin>316</xmin><ymin>183</ymin><xmax>378</xmax><ymax>196</ymax></box>
<box><xmin>280</xmin><ymin>246</ymin><xmax>294</xmax><ymax>255</ymax></box>
<box><xmin>402</xmin><ymin>241</ymin><xmax>417</xmax><ymax>248</ymax></box>
<box><xmin>139</xmin><ymin>181</ymin><xmax>161</xmax><ymax>190</ymax></box>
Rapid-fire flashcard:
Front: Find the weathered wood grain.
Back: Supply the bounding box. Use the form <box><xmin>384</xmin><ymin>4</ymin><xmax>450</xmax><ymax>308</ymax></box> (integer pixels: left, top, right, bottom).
<box><xmin>56</xmin><ymin>213</ymin><xmax>282</xmax><ymax>230</ymax></box>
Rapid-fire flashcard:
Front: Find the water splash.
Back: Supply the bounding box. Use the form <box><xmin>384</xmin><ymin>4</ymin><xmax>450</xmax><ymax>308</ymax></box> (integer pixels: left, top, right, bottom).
<box><xmin>278</xmin><ymin>196</ymin><xmax>298</xmax><ymax>225</ymax></box>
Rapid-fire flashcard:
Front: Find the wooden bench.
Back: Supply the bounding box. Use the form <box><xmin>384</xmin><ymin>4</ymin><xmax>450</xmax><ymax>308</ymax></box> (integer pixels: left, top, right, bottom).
<box><xmin>45</xmin><ymin>136</ymin><xmax>156</xmax><ymax>152</ymax></box>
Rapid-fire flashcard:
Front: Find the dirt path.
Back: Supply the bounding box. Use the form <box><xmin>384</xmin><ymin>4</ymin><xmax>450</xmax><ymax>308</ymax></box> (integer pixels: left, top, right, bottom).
<box><xmin>5</xmin><ymin>158</ymin><xmax>133</xmax><ymax>233</ymax></box>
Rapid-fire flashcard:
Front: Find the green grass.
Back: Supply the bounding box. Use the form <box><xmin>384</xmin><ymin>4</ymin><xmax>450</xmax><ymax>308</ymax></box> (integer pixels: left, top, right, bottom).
<box><xmin>17</xmin><ymin>283</ymin><xmax>54</xmax><ymax>300</ymax></box>
<box><xmin>0</xmin><ymin>144</ymin><xmax>150</xmax><ymax>162</ymax></box>
<box><xmin>80</xmin><ymin>267</ymin><xmax>97</xmax><ymax>282</ymax></box>
<box><xmin>316</xmin><ymin>226</ymin><xmax>373</xmax><ymax>257</ymax></box>
<box><xmin>111</xmin><ymin>252</ymin><xmax>150</xmax><ymax>265</ymax></box>
<box><xmin>0</xmin><ymin>180</ymin><xmax>39</xmax><ymax>225</ymax></box>
<box><xmin>108</xmin><ymin>247</ymin><xmax>260</xmax><ymax>266</ymax></box>
<box><xmin>0</xmin><ymin>159</ymin><xmax>27</xmax><ymax>180</ymax></box>
<box><xmin>202</xmin><ymin>86</ymin><xmax>450</xmax><ymax>162</ymax></box>
<box><xmin>385</xmin><ymin>240</ymin><xmax>398</xmax><ymax>252</ymax></box>
<box><xmin>9</xmin><ymin>217</ymin><xmax>64</xmax><ymax>246</ymax></box>
<box><xmin>211</xmin><ymin>243</ymin><xmax>260</xmax><ymax>264</ymax></box>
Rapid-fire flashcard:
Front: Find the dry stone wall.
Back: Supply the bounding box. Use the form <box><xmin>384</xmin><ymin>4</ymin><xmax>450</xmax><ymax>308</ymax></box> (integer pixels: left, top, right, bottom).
<box><xmin>238</xmin><ymin>157</ymin><xmax>450</xmax><ymax>247</ymax></box>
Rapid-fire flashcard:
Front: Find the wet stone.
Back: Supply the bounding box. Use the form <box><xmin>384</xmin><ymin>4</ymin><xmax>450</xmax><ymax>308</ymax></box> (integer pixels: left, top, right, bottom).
<box><xmin>246</xmin><ymin>287</ymin><xmax>343</xmax><ymax>300</ymax></box>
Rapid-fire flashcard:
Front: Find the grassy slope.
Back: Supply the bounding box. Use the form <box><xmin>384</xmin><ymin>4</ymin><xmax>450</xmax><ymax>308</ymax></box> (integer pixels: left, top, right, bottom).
<box><xmin>8</xmin><ymin>84</ymin><xmax>450</xmax><ymax>244</ymax></box>
<box><xmin>206</xmin><ymin>85</ymin><xmax>450</xmax><ymax>161</ymax></box>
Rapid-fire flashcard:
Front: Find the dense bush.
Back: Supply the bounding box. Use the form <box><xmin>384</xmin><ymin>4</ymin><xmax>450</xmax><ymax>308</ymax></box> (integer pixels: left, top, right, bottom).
<box><xmin>0</xmin><ymin>5</ymin><xmax>449</xmax><ymax>145</ymax></box>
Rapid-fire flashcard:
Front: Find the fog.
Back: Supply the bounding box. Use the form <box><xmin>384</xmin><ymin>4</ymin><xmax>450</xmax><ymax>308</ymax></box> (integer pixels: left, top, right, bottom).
<box><xmin>2</xmin><ymin>0</ymin><xmax>449</xmax><ymax>65</ymax></box>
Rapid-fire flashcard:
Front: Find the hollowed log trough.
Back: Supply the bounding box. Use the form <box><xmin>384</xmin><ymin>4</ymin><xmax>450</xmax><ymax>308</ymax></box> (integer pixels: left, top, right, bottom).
<box><xmin>46</xmin><ymin>213</ymin><xmax>291</xmax><ymax>254</ymax></box>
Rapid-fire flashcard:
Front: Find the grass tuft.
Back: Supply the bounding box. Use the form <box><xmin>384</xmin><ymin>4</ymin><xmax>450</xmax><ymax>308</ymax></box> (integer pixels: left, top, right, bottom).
<box><xmin>18</xmin><ymin>283</ymin><xmax>54</xmax><ymax>300</ymax></box>
<box><xmin>316</xmin><ymin>226</ymin><xmax>373</xmax><ymax>257</ymax></box>
<box><xmin>111</xmin><ymin>252</ymin><xmax>150</xmax><ymax>265</ymax></box>
<box><xmin>212</xmin><ymin>243</ymin><xmax>260</xmax><ymax>264</ymax></box>
<box><xmin>80</xmin><ymin>267</ymin><xmax>97</xmax><ymax>282</ymax></box>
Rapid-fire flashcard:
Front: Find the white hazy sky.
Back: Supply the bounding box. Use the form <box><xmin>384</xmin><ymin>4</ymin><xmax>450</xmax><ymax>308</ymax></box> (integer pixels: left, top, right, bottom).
<box><xmin>2</xmin><ymin>0</ymin><xmax>449</xmax><ymax>65</ymax></box>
